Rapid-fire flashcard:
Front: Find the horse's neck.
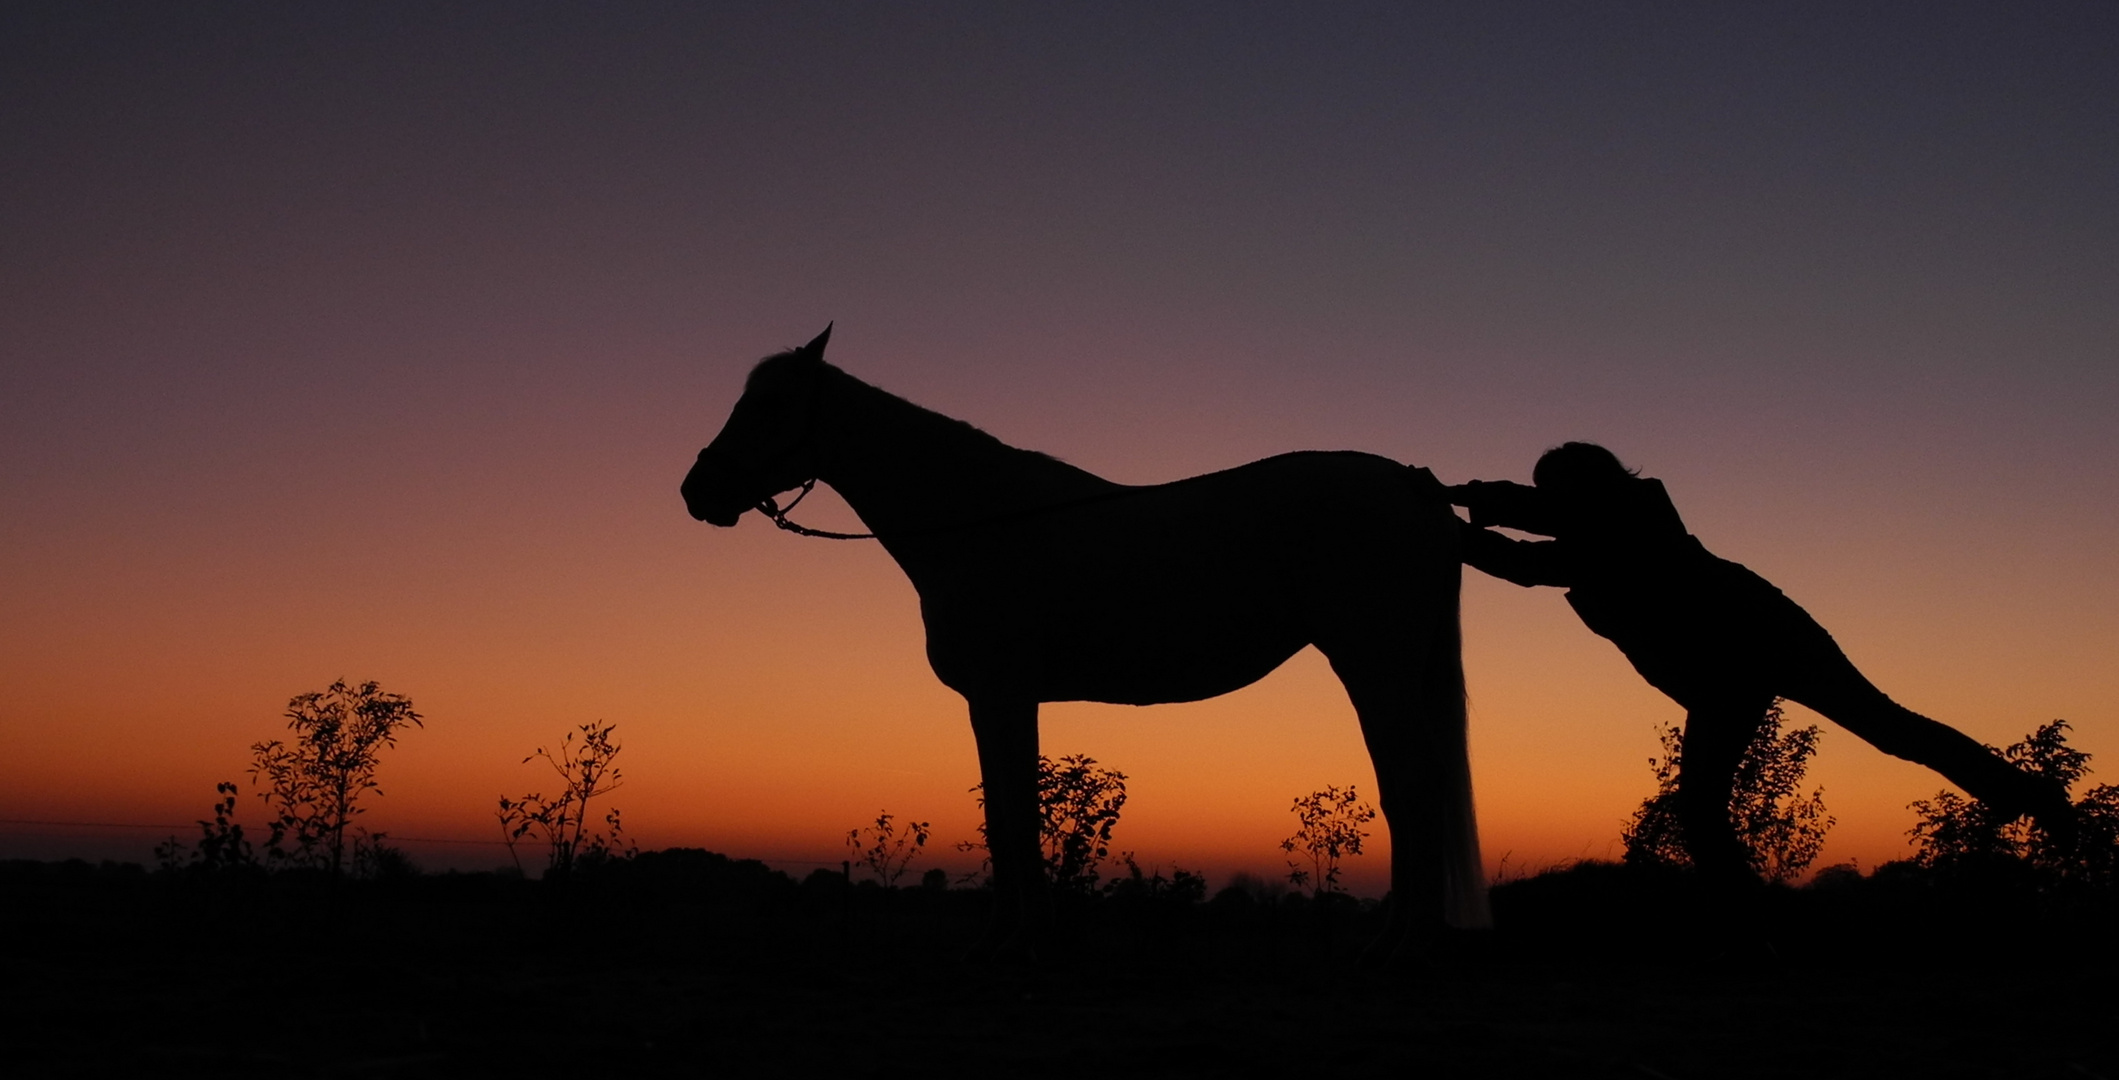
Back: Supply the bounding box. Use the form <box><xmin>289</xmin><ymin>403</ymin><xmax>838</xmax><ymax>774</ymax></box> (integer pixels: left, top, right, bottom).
<box><xmin>816</xmin><ymin>370</ymin><xmax>1120</xmax><ymax>536</ymax></box>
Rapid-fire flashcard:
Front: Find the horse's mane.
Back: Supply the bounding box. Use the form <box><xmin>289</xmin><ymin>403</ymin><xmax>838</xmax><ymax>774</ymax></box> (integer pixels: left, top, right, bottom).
<box><xmin>747</xmin><ymin>349</ymin><xmax>1119</xmax><ymax>500</ymax></box>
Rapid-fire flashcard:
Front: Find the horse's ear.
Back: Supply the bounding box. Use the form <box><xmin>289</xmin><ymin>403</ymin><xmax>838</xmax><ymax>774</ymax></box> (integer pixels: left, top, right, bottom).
<box><xmin>799</xmin><ymin>322</ymin><xmax>832</xmax><ymax>360</ymax></box>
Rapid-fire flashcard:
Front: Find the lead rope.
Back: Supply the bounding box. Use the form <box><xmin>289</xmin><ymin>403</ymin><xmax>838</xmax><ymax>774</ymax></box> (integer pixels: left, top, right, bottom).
<box><xmin>757</xmin><ymin>479</ymin><xmax>877</xmax><ymax>540</ymax></box>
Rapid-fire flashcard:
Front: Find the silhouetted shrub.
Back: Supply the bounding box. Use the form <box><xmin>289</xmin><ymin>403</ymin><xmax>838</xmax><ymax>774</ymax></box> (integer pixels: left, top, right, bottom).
<box><xmin>1806</xmin><ymin>861</ymin><xmax>1864</xmax><ymax>891</ymax></box>
<box><xmin>155</xmin><ymin>781</ymin><xmax>261</xmax><ymax>875</ymax></box>
<box><xmin>1106</xmin><ymin>853</ymin><xmax>1207</xmax><ymax>904</ymax></box>
<box><xmin>801</xmin><ymin>866</ymin><xmax>851</xmax><ymax>900</ymax></box>
<box><xmin>352</xmin><ymin>841</ymin><xmax>420</xmax><ymax>880</ymax></box>
<box><xmin>1036</xmin><ymin>755</ymin><xmax>1128</xmax><ymax>892</ymax></box>
<box><xmin>1907</xmin><ymin>720</ymin><xmax>2119</xmax><ymax>886</ymax></box>
<box><xmin>497</xmin><ymin>720</ymin><xmax>634</xmax><ymax>878</ymax></box>
<box><xmin>244</xmin><ymin>679</ymin><xmax>423</xmax><ymax>878</ymax></box>
<box><xmin>1218</xmin><ymin>870</ymin><xmax>1286</xmax><ymax>906</ymax></box>
<box><xmin>1620</xmin><ymin>700</ymin><xmax>1832</xmax><ymax>882</ymax></box>
<box><xmin>845</xmin><ymin>810</ymin><xmax>931</xmax><ymax>887</ymax></box>
<box><xmin>1280</xmin><ymin>785</ymin><xmax>1375</xmax><ymax>896</ymax></box>
<box><xmin>962</xmin><ymin>753</ymin><xmax>1128</xmax><ymax>892</ymax></box>
<box><xmin>586</xmin><ymin>848</ymin><xmax>798</xmax><ymax>907</ymax></box>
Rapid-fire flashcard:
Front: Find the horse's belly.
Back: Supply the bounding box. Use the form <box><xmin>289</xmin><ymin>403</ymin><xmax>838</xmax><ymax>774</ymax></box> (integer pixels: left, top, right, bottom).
<box><xmin>920</xmin><ymin>554</ymin><xmax>1316</xmax><ymax>704</ymax></box>
<box><xmin>927</xmin><ymin>614</ymin><xmax>1308</xmax><ymax>705</ymax></box>
<box><xmin>1034</xmin><ymin>613</ymin><xmax>1309</xmax><ymax>705</ymax></box>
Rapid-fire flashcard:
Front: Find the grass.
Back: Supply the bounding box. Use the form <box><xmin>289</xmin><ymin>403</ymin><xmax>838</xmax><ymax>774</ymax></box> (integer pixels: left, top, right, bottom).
<box><xmin>5</xmin><ymin>852</ymin><xmax>2114</xmax><ymax>1078</ymax></box>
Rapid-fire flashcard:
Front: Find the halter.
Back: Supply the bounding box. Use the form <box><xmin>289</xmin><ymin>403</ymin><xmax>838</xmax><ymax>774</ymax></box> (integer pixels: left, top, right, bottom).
<box><xmin>749</xmin><ymin>355</ymin><xmax>879</xmax><ymax>540</ymax></box>
<box><xmin>757</xmin><ymin>479</ymin><xmax>876</xmax><ymax>540</ymax></box>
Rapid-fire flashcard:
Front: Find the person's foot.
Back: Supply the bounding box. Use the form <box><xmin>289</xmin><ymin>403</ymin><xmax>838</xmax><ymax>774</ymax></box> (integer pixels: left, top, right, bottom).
<box><xmin>2024</xmin><ymin>778</ymin><xmax>2080</xmax><ymax>848</ymax></box>
<box><xmin>1982</xmin><ymin>765</ymin><xmax>2076</xmax><ymax>829</ymax></box>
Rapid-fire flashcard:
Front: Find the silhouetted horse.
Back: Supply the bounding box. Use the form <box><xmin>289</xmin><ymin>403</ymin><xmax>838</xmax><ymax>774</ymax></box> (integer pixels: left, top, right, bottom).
<box><xmin>683</xmin><ymin>326</ymin><xmax>1485</xmax><ymax>955</ymax></box>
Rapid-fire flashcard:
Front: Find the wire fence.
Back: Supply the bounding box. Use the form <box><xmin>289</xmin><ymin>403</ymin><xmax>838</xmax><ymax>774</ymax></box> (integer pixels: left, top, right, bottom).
<box><xmin>0</xmin><ymin>818</ymin><xmax>849</xmax><ymax>865</ymax></box>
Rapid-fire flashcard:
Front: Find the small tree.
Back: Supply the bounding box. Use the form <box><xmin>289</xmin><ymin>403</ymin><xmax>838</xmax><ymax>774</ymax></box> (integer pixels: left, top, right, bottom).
<box><xmin>155</xmin><ymin>781</ymin><xmax>260</xmax><ymax>874</ymax></box>
<box><xmin>1281</xmin><ymin>784</ymin><xmax>1376</xmax><ymax>897</ymax></box>
<box><xmin>1039</xmin><ymin>754</ymin><xmax>1128</xmax><ymax>891</ymax></box>
<box><xmin>249</xmin><ymin>679</ymin><xmax>423</xmax><ymax>877</ymax></box>
<box><xmin>1907</xmin><ymin>720</ymin><xmax>2119</xmax><ymax>884</ymax></box>
<box><xmin>497</xmin><ymin>720</ymin><xmax>634</xmax><ymax>878</ymax></box>
<box><xmin>1621</xmin><ymin>700</ymin><xmax>1833</xmax><ymax>884</ymax></box>
<box><xmin>846</xmin><ymin>810</ymin><xmax>931</xmax><ymax>887</ymax></box>
<box><xmin>961</xmin><ymin>753</ymin><xmax>1129</xmax><ymax>892</ymax></box>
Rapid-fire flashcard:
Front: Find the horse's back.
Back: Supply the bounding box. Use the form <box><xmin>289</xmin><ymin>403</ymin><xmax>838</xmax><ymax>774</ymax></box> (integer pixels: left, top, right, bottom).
<box><xmin>908</xmin><ymin>450</ymin><xmax>1458</xmax><ymax>704</ymax></box>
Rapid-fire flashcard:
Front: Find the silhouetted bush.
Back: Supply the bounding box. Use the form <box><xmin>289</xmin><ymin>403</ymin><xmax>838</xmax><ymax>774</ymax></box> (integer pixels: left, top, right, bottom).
<box><xmin>154</xmin><ymin>781</ymin><xmax>261</xmax><ymax>875</ymax></box>
<box><xmin>1620</xmin><ymin>700</ymin><xmax>1832</xmax><ymax>882</ymax></box>
<box><xmin>1105</xmin><ymin>854</ymin><xmax>1207</xmax><ymax>904</ymax></box>
<box><xmin>962</xmin><ymin>753</ymin><xmax>1128</xmax><ymax>892</ymax></box>
<box><xmin>248</xmin><ymin>679</ymin><xmax>423</xmax><ymax>878</ymax></box>
<box><xmin>1218</xmin><ymin>870</ymin><xmax>1287</xmax><ymax>907</ymax></box>
<box><xmin>1035</xmin><ymin>754</ymin><xmax>1127</xmax><ymax>892</ymax></box>
<box><xmin>1280</xmin><ymin>784</ymin><xmax>1375</xmax><ymax>896</ymax></box>
<box><xmin>1907</xmin><ymin>719</ymin><xmax>2119</xmax><ymax>886</ymax></box>
<box><xmin>156</xmin><ymin>680</ymin><xmax>421</xmax><ymax>878</ymax></box>
<box><xmin>797</xmin><ymin>865</ymin><xmax>857</xmax><ymax>916</ymax></box>
<box><xmin>584</xmin><ymin>848</ymin><xmax>798</xmax><ymax>909</ymax></box>
<box><xmin>1806</xmin><ymin>861</ymin><xmax>1864</xmax><ymax>891</ymax></box>
<box><xmin>497</xmin><ymin>720</ymin><xmax>635</xmax><ymax>878</ymax></box>
<box><xmin>352</xmin><ymin>841</ymin><xmax>420</xmax><ymax>880</ymax></box>
<box><xmin>846</xmin><ymin>810</ymin><xmax>931</xmax><ymax>887</ymax></box>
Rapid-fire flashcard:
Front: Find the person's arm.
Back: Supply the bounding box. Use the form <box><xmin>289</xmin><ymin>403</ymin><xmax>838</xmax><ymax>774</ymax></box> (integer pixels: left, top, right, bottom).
<box><xmin>1460</xmin><ymin>523</ymin><xmax>1570</xmax><ymax>587</ymax></box>
<box><xmin>1449</xmin><ymin>480</ymin><xmax>1559</xmax><ymax>535</ymax></box>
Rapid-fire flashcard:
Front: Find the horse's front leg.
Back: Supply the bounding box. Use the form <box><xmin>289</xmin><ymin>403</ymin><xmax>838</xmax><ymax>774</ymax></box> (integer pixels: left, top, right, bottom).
<box><xmin>967</xmin><ymin>695</ymin><xmax>1043</xmax><ymax>960</ymax></box>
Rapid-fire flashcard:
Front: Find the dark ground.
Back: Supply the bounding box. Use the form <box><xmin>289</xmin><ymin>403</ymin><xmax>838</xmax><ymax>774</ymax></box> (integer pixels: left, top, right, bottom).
<box><xmin>5</xmin><ymin>853</ymin><xmax>2113</xmax><ymax>1079</ymax></box>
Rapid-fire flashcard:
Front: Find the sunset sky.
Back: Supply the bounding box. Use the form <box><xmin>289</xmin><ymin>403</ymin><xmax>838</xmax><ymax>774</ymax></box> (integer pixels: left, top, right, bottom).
<box><xmin>5</xmin><ymin>3</ymin><xmax>2115</xmax><ymax>892</ymax></box>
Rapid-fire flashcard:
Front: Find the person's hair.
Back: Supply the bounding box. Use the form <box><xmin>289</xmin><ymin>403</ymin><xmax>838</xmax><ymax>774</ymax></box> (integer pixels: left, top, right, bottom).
<box><xmin>1532</xmin><ymin>442</ymin><xmax>1638</xmax><ymax>490</ymax></box>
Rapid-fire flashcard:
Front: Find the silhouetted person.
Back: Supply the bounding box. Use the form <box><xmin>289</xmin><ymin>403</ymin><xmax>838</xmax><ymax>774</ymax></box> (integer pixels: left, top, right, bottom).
<box><xmin>1452</xmin><ymin>442</ymin><xmax>2074</xmax><ymax>882</ymax></box>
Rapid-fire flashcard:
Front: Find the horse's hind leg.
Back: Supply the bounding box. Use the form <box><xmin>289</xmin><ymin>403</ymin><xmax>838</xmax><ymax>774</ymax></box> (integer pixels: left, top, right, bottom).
<box><xmin>966</xmin><ymin>696</ymin><xmax>1043</xmax><ymax>959</ymax></box>
<box><xmin>1322</xmin><ymin>640</ymin><xmax>1455</xmax><ymax>963</ymax></box>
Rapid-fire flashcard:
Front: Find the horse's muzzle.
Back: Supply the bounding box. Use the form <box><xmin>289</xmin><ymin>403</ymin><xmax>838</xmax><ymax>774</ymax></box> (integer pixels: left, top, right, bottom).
<box><xmin>681</xmin><ymin>460</ymin><xmax>745</xmax><ymax>526</ymax></box>
<box><xmin>690</xmin><ymin>501</ymin><xmax>743</xmax><ymax>527</ymax></box>
<box><xmin>681</xmin><ymin>482</ymin><xmax>744</xmax><ymax>526</ymax></box>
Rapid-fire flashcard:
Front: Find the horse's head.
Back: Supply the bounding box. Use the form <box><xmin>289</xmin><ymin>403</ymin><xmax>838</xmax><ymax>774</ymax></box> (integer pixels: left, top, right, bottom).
<box><xmin>682</xmin><ymin>324</ymin><xmax>836</xmax><ymax>526</ymax></box>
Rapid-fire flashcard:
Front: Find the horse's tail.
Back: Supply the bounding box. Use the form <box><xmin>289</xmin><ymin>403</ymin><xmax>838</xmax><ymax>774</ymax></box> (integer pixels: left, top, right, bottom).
<box><xmin>1432</xmin><ymin>538</ymin><xmax>1492</xmax><ymax>928</ymax></box>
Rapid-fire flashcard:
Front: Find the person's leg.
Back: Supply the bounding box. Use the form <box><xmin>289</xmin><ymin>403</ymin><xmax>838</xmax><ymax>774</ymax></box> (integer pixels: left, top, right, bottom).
<box><xmin>1782</xmin><ymin>652</ymin><xmax>2073</xmax><ymax>825</ymax></box>
<box><xmin>1674</xmin><ymin>693</ymin><xmax>1778</xmax><ymax>881</ymax></box>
